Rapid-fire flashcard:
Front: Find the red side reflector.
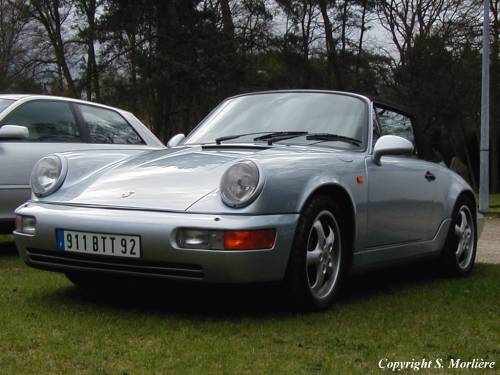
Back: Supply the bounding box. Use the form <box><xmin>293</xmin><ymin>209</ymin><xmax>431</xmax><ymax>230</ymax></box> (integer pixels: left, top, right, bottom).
<box><xmin>224</xmin><ymin>230</ymin><xmax>276</xmax><ymax>250</ymax></box>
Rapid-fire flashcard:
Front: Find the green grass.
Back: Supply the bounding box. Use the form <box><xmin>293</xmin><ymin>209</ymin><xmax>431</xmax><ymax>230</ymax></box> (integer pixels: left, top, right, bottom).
<box><xmin>0</xmin><ymin>235</ymin><xmax>12</xmax><ymax>242</ymax></box>
<box><xmin>0</xmin><ymin>245</ymin><xmax>498</xmax><ymax>374</ymax></box>
<box><xmin>490</xmin><ymin>194</ymin><xmax>500</xmax><ymax>214</ymax></box>
<box><xmin>491</xmin><ymin>194</ymin><xmax>500</xmax><ymax>205</ymax></box>
<box><xmin>475</xmin><ymin>194</ymin><xmax>500</xmax><ymax>216</ymax></box>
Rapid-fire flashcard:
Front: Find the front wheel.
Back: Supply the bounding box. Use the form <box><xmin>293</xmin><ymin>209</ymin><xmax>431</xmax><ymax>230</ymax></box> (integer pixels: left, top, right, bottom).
<box><xmin>440</xmin><ymin>197</ymin><xmax>477</xmax><ymax>276</ymax></box>
<box><xmin>284</xmin><ymin>195</ymin><xmax>347</xmax><ymax>310</ymax></box>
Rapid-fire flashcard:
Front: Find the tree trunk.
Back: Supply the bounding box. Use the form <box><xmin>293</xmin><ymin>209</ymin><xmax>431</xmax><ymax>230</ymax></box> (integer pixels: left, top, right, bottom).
<box><xmin>340</xmin><ymin>0</ymin><xmax>348</xmax><ymax>54</ymax></box>
<box><xmin>355</xmin><ymin>0</ymin><xmax>368</xmax><ymax>85</ymax></box>
<box><xmin>318</xmin><ymin>0</ymin><xmax>344</xmax><ymax>89</ymax></box>
<box><xmin>128</xmin><ymin>30</ymin><xmax>138</xmax><ymax>112</ymax></box>
<box><xmin>55</xmin><ymin>44</ymin><xmax>77</xmax><ymax>96</ymax></box>
<box><xmin>219</xmin><ymin>0</ymin><xmax>234</xmax><ymax>36</ymax></box>
<box><xmin>85</xmin><ymin>54</ymin><xmax>92</xmax><ymax>100</ymax></box>
<box><xmin>85</xmin><ymin>0</ymin><xmax>100</xmax><ymax>101</ymax></box>
<box><xmin>30</xmin><ymin>0</ymin><xmax>78</xmax><ymax>96</ymax></box>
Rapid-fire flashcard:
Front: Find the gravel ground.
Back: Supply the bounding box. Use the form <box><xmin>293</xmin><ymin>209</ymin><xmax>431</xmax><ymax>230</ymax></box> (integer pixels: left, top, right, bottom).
<box><xmin>477</xmin><ymin>217</ymin><xmax>500</xmax><ymax>264</ymax></box>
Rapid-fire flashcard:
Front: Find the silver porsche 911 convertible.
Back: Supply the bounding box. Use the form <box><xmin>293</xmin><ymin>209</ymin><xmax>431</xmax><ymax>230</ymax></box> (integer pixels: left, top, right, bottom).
<box><xmin>13</xmin><ymin>91</ymin><xmax>483</xmax><ymax>309</ymax></box>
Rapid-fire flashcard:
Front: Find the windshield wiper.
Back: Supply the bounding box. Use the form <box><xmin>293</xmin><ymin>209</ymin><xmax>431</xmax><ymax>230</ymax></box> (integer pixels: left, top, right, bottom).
<box><xmin>215</xmin><ymin>131</ymin><xmax>278</xmax><ymax>144</ymax></box>
<box><xmin>254</xmin><ymin>131</ymin><xmax>308</xmax><ymax>145</ymax></box>
<box><xmin>216</xmin><ymin>131</ymin><xmax>356</xmax><ymax>146</ymax></box>
<box><xmin>306</xmin><ymin>133</ymin><xmax>362</xmax><ymax>147</ymax></box>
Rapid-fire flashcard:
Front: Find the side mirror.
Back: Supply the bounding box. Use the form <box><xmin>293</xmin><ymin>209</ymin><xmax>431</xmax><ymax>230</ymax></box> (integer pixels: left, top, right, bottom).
<box><xmin>372</xmin><ymin>135</ymin><xmax>414</xmax><ymax>165</ymax></box>
<box><xmin>167</xmin><ymin>133</ymin><xmax>185</xmax><ymax>148</ymax></box>
<box><xmin>0</xmin><ymin>125</ymin><xmax>29</xmax><ymax>140</ymax></box>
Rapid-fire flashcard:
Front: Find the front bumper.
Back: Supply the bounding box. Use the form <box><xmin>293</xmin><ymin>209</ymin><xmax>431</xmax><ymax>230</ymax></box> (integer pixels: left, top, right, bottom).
<box><xmin>14</xmin><ymin>202</ymin><xmax>299</xmax><ymax>283</ymax></box>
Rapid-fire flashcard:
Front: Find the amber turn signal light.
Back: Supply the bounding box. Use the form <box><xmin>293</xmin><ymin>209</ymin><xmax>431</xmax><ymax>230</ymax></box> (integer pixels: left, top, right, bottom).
<box><xmin>224</xmin><ymin>230</ymin><xmax>276</xmax><ymax>250</ymax></box>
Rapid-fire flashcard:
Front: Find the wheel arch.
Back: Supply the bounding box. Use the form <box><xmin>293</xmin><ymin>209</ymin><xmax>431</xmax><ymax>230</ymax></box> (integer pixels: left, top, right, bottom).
<box><xmin>458</xmin><ymin>189</ymin><xmax>476</xmax><ymax>206</ymax></box>
<box><xmin>447</xmin><ymin>184</ymin><xmax>476</xmax><ymax>217</ymax></box>
<box><xmin>299</xmin><ymin>184</ymin><xmax>356</xmax><ymax>260</ymax></box>
<box><xmin>454</xmin><ymin>189</ymin><xmax>477</xmax><ymax>221</ymax></box>
<box><xmin>443</xmin><ymin>168</ymin><xmax>477</xmax><ymax>220</ymax></box>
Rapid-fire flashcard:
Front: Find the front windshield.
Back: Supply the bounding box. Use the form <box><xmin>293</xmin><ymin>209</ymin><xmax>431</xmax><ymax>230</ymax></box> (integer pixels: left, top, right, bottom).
<box><xmin>184</xmin><ymin>92</ymin><xmax>368</xmax><ymax>150</ymax></box>
<box><xmin>0</xmin><ymin>99</ymin><xmax>14</xmax><ymax>114</ymax></box>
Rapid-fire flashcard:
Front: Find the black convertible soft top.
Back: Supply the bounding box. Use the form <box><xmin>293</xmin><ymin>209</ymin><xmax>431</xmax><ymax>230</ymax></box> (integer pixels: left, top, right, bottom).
<box><xmin>368</xmin><ymin>97</ymin><xmax>414</xmax><ymax>120</ymax></box>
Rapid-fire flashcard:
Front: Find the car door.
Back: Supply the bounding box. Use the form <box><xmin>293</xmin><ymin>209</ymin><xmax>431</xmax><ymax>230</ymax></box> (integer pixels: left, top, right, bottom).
<box><xmin>365</xmin><ymin>106</ymin><xmax>441</xmax><ymax>248</ymax></box>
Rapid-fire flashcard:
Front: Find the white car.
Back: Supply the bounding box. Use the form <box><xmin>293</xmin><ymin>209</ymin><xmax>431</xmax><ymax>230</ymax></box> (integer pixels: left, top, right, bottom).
<box><xmin>0</xmin><ymin>94</ymin><xmax>164</xmax><ymax>233</ymax></box>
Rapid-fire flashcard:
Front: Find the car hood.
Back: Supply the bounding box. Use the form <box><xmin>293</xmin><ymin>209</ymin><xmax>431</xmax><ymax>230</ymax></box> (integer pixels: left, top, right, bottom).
<box><xmin>48</xmin><ymin>146</ymin><xmax>260</xmax><ymax>211</ymax></box>
<box><xmin>44</xmin><ymin>145</ymin><xmax>352</xmax><ymax>212</ymax></box>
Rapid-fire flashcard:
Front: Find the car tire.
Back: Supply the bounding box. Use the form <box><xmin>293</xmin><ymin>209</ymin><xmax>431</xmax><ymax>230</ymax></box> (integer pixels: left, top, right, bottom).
<box><xmin>283</xmin><ymin>195</ymin><xmax>348</xmax><ymax>310</ymax></box>
<box><xmin>440</xmin><ymin>196</ymin><xmax>477</xmax><ymax>277</ymax></box>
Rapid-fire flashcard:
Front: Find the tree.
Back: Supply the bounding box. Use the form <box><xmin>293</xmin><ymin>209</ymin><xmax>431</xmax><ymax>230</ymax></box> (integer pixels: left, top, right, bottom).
<box><xmin>318</xmin><ymin>0</ymin><xmax>343</xmax><ymax>89</ymax></box>
<box><xmin>0</xmin><ymin>0</ymin><xmax>28</xmax><ymax>90</ymax></box>
<box><xmin>74</xmin><ymin>0</ymin><xmax>102</xmax><ymax>101</ymax></box>
<box><xmin>354</xmin><ymin>0</ymin><xmax>377</xmax><ymax>84</ymax></box>
<box><xmin>377</xmin><ymin>0</ymin><xmax>479</xmax><ymax>66</ymax></box>
<box><xmin>25</xmin><ymin>0</ymin><xmax>79</xmax><ymax>96</ymax></box>
<box><xmin>277</xmin><ymin>0</ymin><xmax>323</xmax><ymax>87</ymax></box>
<box><xmin>377</xmin><ymin>0</ymin><xmax>482</xmax><ymax>182</ymax></box>
<box><xmin>0</xmin><ymin>0</ymin><xmax>491</xmax><ymax>190</ymax></box>
<box><xmin>220</xmin><ymin>0</ymin><xmax>235</xmax><ymax>36</ymax></box>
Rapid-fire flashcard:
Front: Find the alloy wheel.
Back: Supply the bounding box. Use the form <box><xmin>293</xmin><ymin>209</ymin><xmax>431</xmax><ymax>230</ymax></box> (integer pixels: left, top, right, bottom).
<box><xmin>454</xmin><ymin>205</ymin><xmax>475</xmax><ymax>270</ymax></box>
<box><xmin>306</xmin><ymin>210</ymin><xmax>341</xmax><ymax>299</ymax></box>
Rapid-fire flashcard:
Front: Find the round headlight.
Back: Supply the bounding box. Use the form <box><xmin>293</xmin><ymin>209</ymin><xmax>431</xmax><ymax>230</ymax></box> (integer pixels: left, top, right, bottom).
<box><xmin>220</xmin><ymin>160</ymin><xmax>262</xmax><ymax>208</ymax></box>
<box><xmin>30</xmin><ymin>155</ymin><xmax>67</xmax><ymax>197</ymax></box>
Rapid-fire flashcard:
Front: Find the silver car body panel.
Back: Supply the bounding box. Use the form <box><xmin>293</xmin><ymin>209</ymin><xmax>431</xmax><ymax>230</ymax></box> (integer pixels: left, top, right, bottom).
<box><xmin>15</xmin><ymin>202</ymin><xmax>299</xmax><ymax>282</ymax></box>
<box><xmin>0</xmin><ymin>95</ymin><xmax>164</xmax><ymax>229</ymax></box>
<box><xmin>13</xmin><ymin>91</ymin><xmax>480</xmax><ymax>282</ymax></box>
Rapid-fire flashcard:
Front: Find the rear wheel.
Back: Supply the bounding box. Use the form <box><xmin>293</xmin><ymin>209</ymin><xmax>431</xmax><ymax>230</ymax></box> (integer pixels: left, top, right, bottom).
<box><xmin>284</xmin><ymin>195</ymin><xmax>347</xmax><ymax>310</ymax></box>
<box><xmin>440</xmin><ymin>197</ymin><xmax>477</xmax><ymax>276</ymax></box>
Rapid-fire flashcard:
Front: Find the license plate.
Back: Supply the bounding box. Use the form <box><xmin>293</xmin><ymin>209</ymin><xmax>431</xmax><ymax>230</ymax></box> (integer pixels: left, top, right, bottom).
<box><xmin>56</xmin><ymin>230</ymin><xmax>141</xmax><ymax>258</ymax></box>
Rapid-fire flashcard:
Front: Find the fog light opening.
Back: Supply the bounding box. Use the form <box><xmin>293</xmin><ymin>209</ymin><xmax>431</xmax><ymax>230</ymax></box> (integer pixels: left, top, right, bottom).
<box><xmin>15</xmin><ymin>215</ymin><xmax>36</xmax><ymax>235</ymax></box>
<box><xmin>176</xmin><ymin>228</ymin><xmax>276</xmax><ymax>250</ymax></box>
<box><xmin>177</xmin><ymin>229</ymin><xmax>224</xmax><ymax>250</ymax></box>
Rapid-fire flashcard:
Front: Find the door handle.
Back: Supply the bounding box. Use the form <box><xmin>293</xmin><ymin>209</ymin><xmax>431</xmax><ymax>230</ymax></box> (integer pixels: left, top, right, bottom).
<box><xmin>425</xmin><ymin>171</ymin><xmax>436</xmax><ymax>182</ymax></box>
